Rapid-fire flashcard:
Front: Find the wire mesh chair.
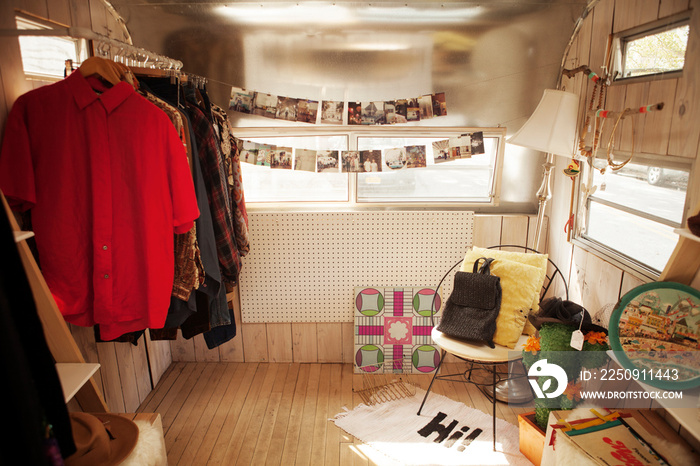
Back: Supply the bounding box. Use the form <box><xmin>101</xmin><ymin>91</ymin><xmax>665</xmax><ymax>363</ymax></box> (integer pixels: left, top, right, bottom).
<box><xmin>416</xmin><ymin>245</ymin><xmax>569</xmax><ymax>450</ymax></box>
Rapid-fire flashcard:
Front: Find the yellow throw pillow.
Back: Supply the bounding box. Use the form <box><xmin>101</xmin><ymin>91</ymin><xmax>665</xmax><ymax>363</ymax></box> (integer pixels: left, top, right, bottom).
<box><xmin>471</xmin><ymin>247</ymin><xmax>548</xmax><ymax>336</ymax></box>
<box><xmin>462</xmin><ymin>250</ymin><xmax>546</xmax><ymax>348</ymax></box>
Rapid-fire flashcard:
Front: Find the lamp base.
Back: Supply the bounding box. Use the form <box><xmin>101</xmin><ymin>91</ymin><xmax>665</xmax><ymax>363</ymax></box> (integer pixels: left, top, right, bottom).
<box><xmin>494</xmin><ymin>377</ymin><xmax>534</xmax><ymax>404</ymax></box>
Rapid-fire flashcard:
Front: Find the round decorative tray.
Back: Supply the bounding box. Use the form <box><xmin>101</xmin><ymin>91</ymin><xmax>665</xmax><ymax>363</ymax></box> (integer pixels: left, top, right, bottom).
<box><xmin>609</xmin><ymin>282</ymin><xmax>700</xmax><ymax>390</ymax></box>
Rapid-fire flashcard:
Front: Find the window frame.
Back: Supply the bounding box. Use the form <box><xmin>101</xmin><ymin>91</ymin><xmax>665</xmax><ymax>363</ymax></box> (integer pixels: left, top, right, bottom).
<box><xmin>15</xmin><ymin>12</ymin><xmax>88</xmax><ymax>82</ymax></box>
<box><xmin>233</xmin><ymin>125</ymin><xmax>506</xmax><ymax>209</ymax></box>
<box><xmin>610</xmin><ymin>12</ymin><xmax>691</xmax><ymax>84</ymax></box>
<box><xmin>570</xmin><ymin>152</ymin><xmax>693</xmax><ymax>281</ymax></box>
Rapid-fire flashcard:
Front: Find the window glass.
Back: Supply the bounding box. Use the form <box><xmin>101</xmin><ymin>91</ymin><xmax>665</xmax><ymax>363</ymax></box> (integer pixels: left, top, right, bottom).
<box><xmin>239</xmin><ymin>135</ymin><xmax>349</xmax><ymax>202</ymax></box>
<box><xmin>237</xmin><ymin>129</ymin><xmax>502</xmax><ymax>204</ymax></box>
<box><xmin>16</xmin><ymin>16</ymin><xmax>84</xmax><ymax>80</ymax></box>
<box><xmin>584</xmin><ymin>161</ymin><xmax>689</xmax><ymax>273</ymax></box>
<box><xmin>356</xmin><ymin>135</ymin><xmax>498</xmax><ymax>202</ymax></box>
<box><xmin>617</xmin><ymin>21</ymin><xmax>689</xmax><ymax>80</ymax></box>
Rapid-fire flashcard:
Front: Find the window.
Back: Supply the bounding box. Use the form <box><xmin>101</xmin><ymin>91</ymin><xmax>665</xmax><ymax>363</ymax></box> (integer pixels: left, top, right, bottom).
<box><xmin>356</xmin><ymin>135</ymin><xmax>498</xmax><ymax>203</ymax></box>
<box><xmin>240</xmin><ymin>134</ymin><xmax>349</xmax><ymax>202</ymax></box>
<box><xmin>16</xmin><ymin>14</ymin><xmax>87</xmax><ymax>81</ymax></box>
<box><xmin>580</xmin><ymin>159</ymin><xmax>690</xmax><ymax>275</ymax></box>
<box><xmin>235</xmin><ymin>127</ymin><xmax>504</xmax><ymax>205</ymax></box>
<box><xmin>612</xmin><ymin>17</ymin><xmax>689</xmax><ymax>81</ymax></box>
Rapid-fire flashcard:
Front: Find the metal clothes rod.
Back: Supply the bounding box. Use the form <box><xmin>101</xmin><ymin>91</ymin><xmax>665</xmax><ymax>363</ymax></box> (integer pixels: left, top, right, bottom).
<box><xmin>0</xmin><ymin>26</ymin><xmax>183</xmax><ymax>71</ymax></box>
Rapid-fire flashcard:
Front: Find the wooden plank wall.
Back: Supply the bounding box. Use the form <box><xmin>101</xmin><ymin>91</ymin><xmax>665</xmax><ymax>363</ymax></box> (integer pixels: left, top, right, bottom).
<box><xmin>0</xmin><ymin>0</ymin><xmax>168</xmax><ymax>413</ymax></box>
<box><xmin>552</xmin><ymin>0</ymin><xmax>700</xmax><ymax>311</ymax></box>
<box><xmin>549</xmin><ymin>0</ymin><xmax>700</xmax><ymax>447</ymax></box>
<box><xmin>170</xmin><ymin>214</ymin><xmax>548</xmax><ymax>364</ymax></box>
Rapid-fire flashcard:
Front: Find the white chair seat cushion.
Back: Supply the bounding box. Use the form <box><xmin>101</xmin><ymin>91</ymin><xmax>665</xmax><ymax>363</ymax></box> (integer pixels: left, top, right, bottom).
<box><xmin>431</xmin><ymin>327</ymin><xmax>528</xmax><ymax>363</ymax></box>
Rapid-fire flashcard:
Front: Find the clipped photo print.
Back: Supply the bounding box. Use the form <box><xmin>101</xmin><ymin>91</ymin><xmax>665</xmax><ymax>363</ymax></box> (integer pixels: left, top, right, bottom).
<box><xmin>316</xmin><ymin>150</ymin><xmax>340</xmax><ymax>173</ymax></box>
<box><xmin>276</xmin><ymin>97</ymin><xmax>299</xmax><ymax>121</ymax></box>
<box><xmin>253</xmin><ymin>93</ymin><xmax>278</xmax><ymax>119</ymax></box>
<box><xmin>384</xmin><ymin>147</ymin><xmax>407</xmax><ymax>170</ymax></box>
<box><xmin>321</xmin><ymin>101</ymin><xmax>344</xmax><ymax>124</ymax></box>
<box><xmin>418</xmin><ymin>95</ymin><xmax>434</xmax><ymax>120</ymax></box>
<box><xmin>229</xmin><ymin>87</ymin><xmax>254</xmax><ymax>113</ymax></box>
<box><xmin>431</xmin><ymin>92</ymin><xmax>447</xmax><ymax>117</ymax></box>
<box><xmin>294</xmin><ymin>149</ymin><xmax>317</xmax><ymax>172</ymax></box>
<box><xmin>347</xmin><ymin>102</ymin><xmax>362</xmax><ymax>125</ymax></box>
<box><xmin>271</xmin><ymin>147</ymin><xmax>293</xmax><ymax>169</ymax></box>
<box><xmin>360</xmin><ymin>150</ymin><xmax>382</xmax><ymax>172</ymax></box>
<box><xmin>341</xmin><ymin>151</ymin><xmax>362</xmax><ymax>172</ymax></box>
<box><xmin>405</xmin><ymin>145</ymin><xmax>427</xmax><ymax>168</ymax></box>
<box><xmin>432</xmin><ymin>139</ymin><xmax>452</xmax><ymax>163</ymax></box>
<box><xmin>297</xmin><ymin>100</ymin><xmax>319</xmax><ymax>124</ymax></box>
<box><xmin>240</xmin><ymin>140</ymin><xmax>259</xmax><ymax>164</ymax></box>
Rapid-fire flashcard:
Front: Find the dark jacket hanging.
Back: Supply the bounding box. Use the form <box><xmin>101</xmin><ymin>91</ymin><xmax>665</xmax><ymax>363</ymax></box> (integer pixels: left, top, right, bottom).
<box><xmin>0</xmin><ymin>205</ymin><xmax>75</xmax><ymax>464</ymax></box>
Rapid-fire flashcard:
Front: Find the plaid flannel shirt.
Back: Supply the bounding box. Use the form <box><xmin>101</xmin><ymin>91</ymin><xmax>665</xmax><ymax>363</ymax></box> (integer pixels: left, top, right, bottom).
<box><xmin>186</xmin><ymin>103</ymin><xmax>241</xmax><ymax>283</ymax></box>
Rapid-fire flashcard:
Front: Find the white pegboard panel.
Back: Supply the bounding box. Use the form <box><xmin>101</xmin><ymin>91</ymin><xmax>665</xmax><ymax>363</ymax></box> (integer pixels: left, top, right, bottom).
<box><xmin>239</xmin><ymin>211</ymin><xmax>473</xmax><ymax>323</ymax></box>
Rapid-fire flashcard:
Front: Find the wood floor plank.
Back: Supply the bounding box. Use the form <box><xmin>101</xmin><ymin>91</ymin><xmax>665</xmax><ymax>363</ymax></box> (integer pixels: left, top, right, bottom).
<box><xmin>159</xmin><ymin>362</ymin><xmax>207</xmax><ymax>435</ymax></box>
<box><xmin>294</xmin><ymin>363</ymin><xmax>322</xmax><ymax>465</ymax></box>
<box><xmin>249</xmin><ymin>362</ymin><xmax>294</xmax><ymax>465</ymax></box>
<box><xmin>235</xmin><ymin>363</ymin><xmax>284</xmax><ymax>465</ymax></box>
<box><xmin>218</xmin><ymin>363</ymin><xmax>272</xmax><ymax>464</ymax></box>
<box><xmin>310</xmin><ymin>363</ymin><xmax>332</xmax><ymax>465</ymax></box>
<box><xmin>144</xmin><ymin>362</ymin><xmax>681</xmax><ymax>465</ymax></box>
<box><xmin>190</xmin><ymin>363</ymin><xmax>249</xmax><ymax>466</ymax></box>
<box><xmin>165</xmin><ymin>363</ymin><xmax>224</xmax><ymax>463</ymax></box>
<box><xmin>279</xmin><ymin>363</ymin><xmax>312</xmax><ymax>465</ymax></box>
<box><xmin>205</xmin><ymin>363</ymin><xmax>260</xmax><ymax>465</ymax></box>
<box><xmin>143</xmin><ymin>362</ymin><xmax>195</xmax><ymax>418</ymax></box>
<box><xmin>175</xmin><ymin>363</ymin><xmax>239</xmax><ymax>465</ymax></box>
<box><xmin>264</xmin><ymin>363</ymin><xmax>302</xmax><ymax>466</ymax></box>
<box><xmin>338</xmin><ymin>362</ymin><xmax>356</xmax><ymax>446</ymax></box>
<box><xmin>324</xmin><ymin>364</ymin><xmax>344</xmax><ymax>466</ymax></box>
<box><xmin>136</xmin><ymin>362</ymin><xmax>184</xmax><ymax>413</ymax></box>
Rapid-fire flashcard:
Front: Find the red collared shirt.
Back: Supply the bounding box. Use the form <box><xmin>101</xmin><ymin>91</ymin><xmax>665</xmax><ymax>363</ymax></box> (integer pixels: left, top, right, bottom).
<box><xmin>0</xmin><ymin>72</ymin><xmax>199</xmax><ymax>340</ymax></box>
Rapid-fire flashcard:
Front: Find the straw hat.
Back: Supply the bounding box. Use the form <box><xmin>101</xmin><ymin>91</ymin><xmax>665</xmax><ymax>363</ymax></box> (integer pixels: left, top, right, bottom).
<box><xmin>64</xmin><ymin>413</ymin><xmax>139</xmax><ymax>466</ymax></box>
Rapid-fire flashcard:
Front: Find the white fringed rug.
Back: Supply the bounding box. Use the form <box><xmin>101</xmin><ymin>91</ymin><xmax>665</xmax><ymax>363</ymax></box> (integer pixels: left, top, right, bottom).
<box><xmin>332</xmin><ymin>388</ymin><xmax>531</xmax><ymax>466</ymax></box>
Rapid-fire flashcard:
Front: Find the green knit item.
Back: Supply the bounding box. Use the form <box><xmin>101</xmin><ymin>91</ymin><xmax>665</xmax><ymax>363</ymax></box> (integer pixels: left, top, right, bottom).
<box><xmin>523</xmin><ymin>322</ymin><xmax>610</xmax><ymax>431</ymax></box>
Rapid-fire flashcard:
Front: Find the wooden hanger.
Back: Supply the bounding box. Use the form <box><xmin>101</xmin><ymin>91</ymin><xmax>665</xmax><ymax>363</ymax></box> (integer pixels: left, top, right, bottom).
<box><xmin>79</xmin><ymin>57</ymin><xmax>139</xmax><ymax>89</ymax></box>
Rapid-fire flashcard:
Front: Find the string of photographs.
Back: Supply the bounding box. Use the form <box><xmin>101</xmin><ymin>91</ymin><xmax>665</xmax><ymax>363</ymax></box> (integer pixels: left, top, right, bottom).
<box><xmin>230</xmin><ymin>87</ymin><xmax>447</xmax><ymax>125</ymax></box>
<box><xmin>235</xmin><ymin>132</ymin><xmax>484</xmax><ymax>173</ymax></box>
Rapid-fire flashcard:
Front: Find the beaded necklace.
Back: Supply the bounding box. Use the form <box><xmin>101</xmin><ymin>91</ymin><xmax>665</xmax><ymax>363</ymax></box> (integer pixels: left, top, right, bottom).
<box><xmin>577</xmin><ymin>73</ymin><xmax>607</xmax><ymax>161</ymax></box>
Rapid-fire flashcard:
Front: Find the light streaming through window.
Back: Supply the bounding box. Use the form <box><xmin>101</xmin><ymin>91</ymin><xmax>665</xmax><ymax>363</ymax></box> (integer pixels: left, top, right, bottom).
<box><xmin>16</xmin><ymin>16</ymin><xmax>83</xmax><ymax>80</ymax></box>
<box><xmin>584</xmin><ymin>162</ymin><xmax>689</xmax><ymax>272</ymax></box>
<box><xmin>620</xmin><ymin>23</ymin><xmax>689</xmax><ymax>79</ymax></box>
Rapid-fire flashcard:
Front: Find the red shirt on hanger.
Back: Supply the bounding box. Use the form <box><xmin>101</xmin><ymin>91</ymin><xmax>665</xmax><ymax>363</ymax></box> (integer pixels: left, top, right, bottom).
<box><xmin>0</xmin><ymin>71</ymin><xmax>199</xmax><ymax>340</ymax></box>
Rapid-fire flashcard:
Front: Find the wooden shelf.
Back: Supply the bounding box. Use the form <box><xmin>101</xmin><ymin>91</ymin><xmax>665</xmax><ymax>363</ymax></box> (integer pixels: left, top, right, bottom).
<box><xmin>4</xmin><ymin>192</ymin><xmax>108</xmax><ymax>412</ymax></box>
<box><xmin>13</xmin><ymin>230</ymin><xmax>34</xmax><ymax>242</ymax></box>
<box><xmin>674</xmin><ymin>228</ymin><xmax>700</xmax><ymax>243</ymax></box>
<box><xmin>55</xmin><ymin>363</ymin><xmax>100</xmax><ymax>403</ymax></box>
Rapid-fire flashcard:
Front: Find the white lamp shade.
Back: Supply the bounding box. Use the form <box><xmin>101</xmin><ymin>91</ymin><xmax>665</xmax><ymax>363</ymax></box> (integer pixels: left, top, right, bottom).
<box><xmin>507</xmin><ymin>89</ymin><xmax>579</xmax><ymax>157</ymax></box>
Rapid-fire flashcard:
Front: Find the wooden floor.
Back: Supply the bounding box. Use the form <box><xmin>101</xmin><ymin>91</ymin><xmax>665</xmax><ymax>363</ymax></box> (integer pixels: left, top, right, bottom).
<box><xmin>136</xmin><ymin>362</ymin><xmax>534</xmax><ymax>465</ymax></box>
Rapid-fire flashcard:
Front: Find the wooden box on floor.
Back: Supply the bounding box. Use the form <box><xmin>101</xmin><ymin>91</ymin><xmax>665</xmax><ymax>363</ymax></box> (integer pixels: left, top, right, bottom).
<box><xmin>518</xmin><ymin>411</ymin><xmax>545</xmax><ymax>466</ymax></box>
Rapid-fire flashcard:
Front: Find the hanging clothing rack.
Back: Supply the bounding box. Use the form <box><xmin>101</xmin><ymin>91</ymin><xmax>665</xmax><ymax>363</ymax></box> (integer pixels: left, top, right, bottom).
<box><xmin>0</xmin><ymin>26</ymin><xmax>183</xmax><ymax>71</ymax></box>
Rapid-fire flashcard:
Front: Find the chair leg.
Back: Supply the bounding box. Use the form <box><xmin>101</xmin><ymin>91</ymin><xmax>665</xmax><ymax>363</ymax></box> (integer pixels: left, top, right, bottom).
<box><xmin>417</xmin><ymin>350</ymin><xmax>446</xmax><ymax>415</ymax></box>
<box><xmin>492</xmin><ymin>366</ymin><xmax>496</xmax><ymax>451</ymax></box>
<box><xmin>466</xmin><ymin>361</ymin><xmax>474</xmax><ymax>381</ymax></box>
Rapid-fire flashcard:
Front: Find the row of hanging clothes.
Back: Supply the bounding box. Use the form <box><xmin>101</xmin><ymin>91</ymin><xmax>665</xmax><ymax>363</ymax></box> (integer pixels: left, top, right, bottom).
<box><xmin>0</xmin><ymin>56</ymin><xmax>250</xmax><ymax>350</ymax></box>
